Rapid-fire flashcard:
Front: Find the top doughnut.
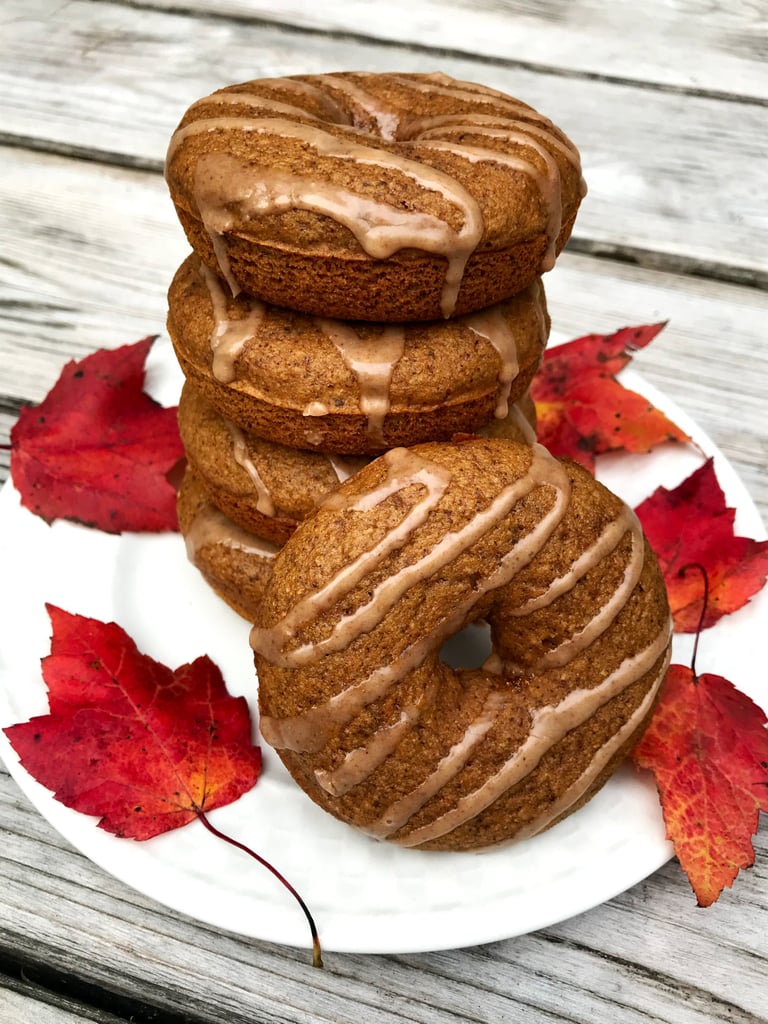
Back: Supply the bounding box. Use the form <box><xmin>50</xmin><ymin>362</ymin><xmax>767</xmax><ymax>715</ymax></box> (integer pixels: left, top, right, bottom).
<box><xmin>165</xmin><ymin>72</ymin><xmax>586</xmax><ymax>321</ymax></box>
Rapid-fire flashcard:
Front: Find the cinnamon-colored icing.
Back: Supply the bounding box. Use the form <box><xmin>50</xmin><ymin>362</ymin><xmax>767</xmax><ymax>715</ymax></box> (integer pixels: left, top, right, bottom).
<box><xmin>167</xmin><ymin>73</ymin><xmax>584</xmax><ymax>316</ymax></box>
<box><xmin>226</xmin><ymin>421</ymin><xmax>276</xmax><ymax>517</ymax></box>
<box><xmin>198</xmin><ymin>262</ymin><xmax>264</xmax><ymax>380</ymax></box>
<box><xmin>392</xmin><ymin>625</ymin><xmax>670</xmax><ymax>847</ymax></box>
<box><xmin>253</xmin><ymin>439</ymin><xmax>671</xmax><ymax>849</ymax></box>
<box><xmin>313</xmin><ymin>73</ymin><xmax>400</xmax><ymax>140</ymax></box>
<box><xmin>170</xmin><ymin>252</ymin><xmax>547</xmax><ymax>456</ymax></box>
<box><xmin>172</xmin><ymin>121</ymin><xmax>482</xmax><ymax>313</ymax></box>
<box><xmin>185</xmin><ymin>499</ymin><xmax>278</xmax><ymax>564</ymax></box>
<box><xmin>502</xmin><ymin>401</ymin><xmax>537</xmax><ymax>444</ymax></box>
<box><xmin>463</xmin><ymin>283</ymin><xmax>547</xmax><ymax>419</ymax></box>
<box><xmin>315</xmin><ymin>319</ymin><xmax>406</xmax><ymax>444</ymax></box>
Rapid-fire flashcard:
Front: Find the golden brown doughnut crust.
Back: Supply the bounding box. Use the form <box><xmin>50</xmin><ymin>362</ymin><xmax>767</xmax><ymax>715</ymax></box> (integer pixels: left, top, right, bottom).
<box><xmin>167</xmin><ymin>254</ymin><xmax>549</xmax><ymax>454</ymax></box>
<box><xmin>177</xmin><ymin>468</ymin><xmax>277</xmax><ymax>621</ymax></box>
<box><xmin>165</xmin><ymin>72</ymin><xmax>585</xmax><ymax>320</ymax></box>
<box><xmin>251</xmin><ymin>438</ymin><xmax>671</xmax><ymax>851</ymax></box>
<box><xmin>178</xmin><ymin>380</ymin><xmax>538</xmax><ymax>544</ymax></box>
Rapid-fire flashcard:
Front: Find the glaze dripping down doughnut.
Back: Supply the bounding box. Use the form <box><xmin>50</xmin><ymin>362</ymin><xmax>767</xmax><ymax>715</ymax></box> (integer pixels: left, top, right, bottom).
<box><xmin>165</xmin><ymin>72</ymin><xmax>585</xmax><ymax>321</ymax></box>
<box><xmin>251</xmin><ymin>439</ymin><xmax>671</xmax><ymax>851</ymax></box>
<box><xmin>168</xmin><ymin>254</ymin><xmax>549</xmax><ymax>454</ymax></box>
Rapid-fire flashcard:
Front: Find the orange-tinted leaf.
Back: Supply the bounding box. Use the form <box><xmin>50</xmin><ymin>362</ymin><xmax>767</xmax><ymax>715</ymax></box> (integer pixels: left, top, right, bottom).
<box><xmin>10</xmin><ymin>337</ymin><xmax>184</xmax><ymax>533</ymax></box>
<box><xmin>636</xmin><ymin>459</ymin><xmax>768</xmax><ymax>631</ymax></box>
<box><xmin>632</xmin><ymin>664</ymin><xmax>768</xmax><ymax>906</ymax></box>
<box><xmin>531</xmin><ymin>323</ymin><xmax>689</xmax><ymax>472</ymax></box>
<box><xmin>3</xmin><ymin>605</ymin><xmax>261</xmax><ymax>839</ymax></box>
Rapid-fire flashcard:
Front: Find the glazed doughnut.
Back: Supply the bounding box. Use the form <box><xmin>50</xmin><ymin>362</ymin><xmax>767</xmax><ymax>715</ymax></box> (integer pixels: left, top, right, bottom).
<box><xmin>251</xmin><ymin>438</ymin><xmax>672</xmax><ymax>851</ymax></box>
<box><xmin>177</xmin><ymin>468</ymin><xmax>278</xmax><ymax>621</ymax></box>
<box><xmin>178</xmin><ymin>380</ymin><xmax>538</xmax><ymax>545</ymax></box>
<box><xmin>165</xmin><ymin>72</ymin><xmax>585</xmax><ymax>320</ymax></box>
<box><xmin>168</xmin><ymin>254</ymin><xmax>548</xmax><ymax>454</ymax></box>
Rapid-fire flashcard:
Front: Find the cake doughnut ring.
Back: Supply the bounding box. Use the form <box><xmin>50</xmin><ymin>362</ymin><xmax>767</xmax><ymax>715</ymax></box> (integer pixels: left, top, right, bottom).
<box><xmin>168</xmin><ymin>254</ymin><xmax>548</xmax><ymax>454</ymax></box>
<box><xmin>251</xmin><ymin>438</ymin><xmax>672</xmax><ymax>852</ymax></box>
<box><xmin>177</xmin><ymin>379</ymin><xmax>538</xmax><ymax>545</ymax></box>
<box><xmin>165</xmin><ymin>72</ymin><xmax>585</xmax><ymax>321</ymax></box>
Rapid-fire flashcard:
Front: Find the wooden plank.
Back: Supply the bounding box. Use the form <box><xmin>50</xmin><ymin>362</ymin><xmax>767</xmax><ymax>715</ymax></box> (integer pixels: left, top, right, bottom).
<box><xmin>144</xmin><ymin>0</ymin><xmax>768</xmax><ymax>100</ymax></box>
<box><xmin>1</xmin><ymin>0</ymin><xmax>766</xmax><ymax>285</ymax></box>
<box><xmin>1</xmin><ymin>767</ymin><xmax>766</xmax><ymax>1024</ymax></box>
<box><xmin>1</xmin><ymin>147</ymin><xmax>765</xmax><ymax>514</ymax></box>
<box><xmin>0</xmin><ymin>986</ymin><xmax>129</xmax><ymax>1024</ymax></box>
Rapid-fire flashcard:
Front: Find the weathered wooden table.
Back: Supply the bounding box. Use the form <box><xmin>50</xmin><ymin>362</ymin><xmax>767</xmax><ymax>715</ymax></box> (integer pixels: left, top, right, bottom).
<box><xmin>1</xmin><ymin>2</ymin><xmax>766</xmax><ymax>1021</ymax></box>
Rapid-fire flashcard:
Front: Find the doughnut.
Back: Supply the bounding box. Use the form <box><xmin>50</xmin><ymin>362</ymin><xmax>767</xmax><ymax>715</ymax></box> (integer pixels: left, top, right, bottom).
<box><xmin>251</xmin><ymin>438</ymin><xmax>672</xmax><ymax>851</ymax></box>
<box><xmin>178</xmin><ymin>379</ymin><xmax>538</xmax><ymax>544</ymax></box>
<box><xmin>177</xmin><ymin>468</ymin><xmax>278</xmax><ymax>621</ymax></box>
<box><xmin>165</xmin><ymin>72</ymin><xmax>586</xmax><ymax>321</ymax></box>
<box><xmin>168</xmin><ymin>254</ymin><xmax>549</xmax><ymax>454</ymax></box>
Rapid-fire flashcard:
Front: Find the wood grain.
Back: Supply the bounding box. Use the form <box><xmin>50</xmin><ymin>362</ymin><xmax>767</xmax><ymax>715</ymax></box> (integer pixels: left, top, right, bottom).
<box><xmin>143</xmin><ymin>0</ymin><xmax>768</xmax><ymax>100</ymax></box>
<box><xmin>1</xmin><ymin>768</ymin><xmax>766</xmax><ymax>1024</ymax></box>
<box><xmin>1</xmin><ymin>0</ymin><xmax>766</xmax><ymax>285</ymax></box>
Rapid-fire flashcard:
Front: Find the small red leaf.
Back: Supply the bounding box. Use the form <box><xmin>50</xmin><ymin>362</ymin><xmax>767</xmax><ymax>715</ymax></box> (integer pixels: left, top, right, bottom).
<box><xmin>531</xmin><ymin>323</ymin><xmax>690</xmax><ymax>472</ymax></box>
<box><xmin>636</xmin><ymin>459</ymin><xmax>768</xmax><ymax>631</ymax></box>
<box><xmin>10</xmin><ymin>338</ymin><xmax>184</xmax><ymax>533</ymax></box>
<box><xmin>4</xmin><ymin>605</ymin><xmax>261</xmax><ymax>840</ymax></box>
<box><xmin>632</xmin><ymin>664</ymin><xmax>768</xmax><ymax>906</ymax></box>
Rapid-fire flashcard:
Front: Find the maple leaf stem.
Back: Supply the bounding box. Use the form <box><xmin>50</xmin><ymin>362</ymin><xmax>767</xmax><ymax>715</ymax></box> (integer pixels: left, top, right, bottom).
<box><xmin>195</xmin><ymin>809</ymin><xmax>323</xmax><ymax>968</ymax></box>
<box><xmin>678</xmin><ymin>562</ymin><xmax>710</xmax><ymax>679</ymax></box>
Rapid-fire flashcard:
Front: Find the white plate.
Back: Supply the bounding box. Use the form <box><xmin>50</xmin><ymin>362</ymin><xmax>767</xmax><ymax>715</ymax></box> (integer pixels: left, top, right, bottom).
<box><xmin>0</xmin><ymin>338</ymin><xmax>765</xmax><ymax>954</ymax></box>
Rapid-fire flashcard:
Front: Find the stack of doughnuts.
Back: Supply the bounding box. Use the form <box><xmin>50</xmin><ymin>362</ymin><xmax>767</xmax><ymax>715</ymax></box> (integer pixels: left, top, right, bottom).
<box><xmin>165</xmin><ymin>71</ymin><xmax>585</xmax><ymax>618</ymax></box>
<box><xmin>166</xmin><ymin>72</ymin><xmax>671</xmax><ymax>850</ymax></box>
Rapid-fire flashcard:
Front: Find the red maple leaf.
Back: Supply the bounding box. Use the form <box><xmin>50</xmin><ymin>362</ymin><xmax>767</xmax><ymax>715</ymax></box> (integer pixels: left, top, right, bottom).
<box><xmin>632</xmin><ymin>663</ymin><xmax>768</xmax><ymax>906</ymax></box>
<box><xmin>635</xmin><ymin>459</ymin><xmax>768</xmax><ymax>632</ymax></box>
<box><xmin>10</xmin><ymin>337</ymin><xmax>184</xmax><ymax>533</ymax></box>
<box><xmin>531</xmin><ymin>323</ymin><xmax>690</xmax><ymax>472</ymax></box>
<box><xmin>4</xmin><ymin>605</ymin><xmax>261</xmax><ymax>839</ymax></box>
<box><xmin>3</xmin><ymin>606</ymin><xmax>322</xmax><ymax>964</ymax></box>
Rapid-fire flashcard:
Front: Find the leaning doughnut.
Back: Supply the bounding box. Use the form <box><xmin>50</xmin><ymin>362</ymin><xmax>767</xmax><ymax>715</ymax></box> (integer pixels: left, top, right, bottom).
<box><xmin>165</xmin><ymin>72</ymin><xmax>585</xmax><ymax>320</ymax></box>
<box><xmin>168</xmin><ymin>255</ymin><xmax>548</xmax><ymax>454</ymax></box>
<box><xmin>178</xmin><ymin>380</ymin><xmax>538</xmax><ymax>545</ymax></box>
<box><xmin>251</xmin><ymin>438</ymin><xmax>672</xmax><ymax>851</ymax></box>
